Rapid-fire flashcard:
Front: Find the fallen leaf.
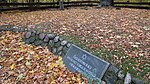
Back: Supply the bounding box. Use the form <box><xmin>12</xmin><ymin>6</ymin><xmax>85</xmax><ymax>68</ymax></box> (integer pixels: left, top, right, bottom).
<box><xmin>10</xmin><ymin>64</ymin><xmax>15</xmax><ymax>70</ymax></box>
<box><xmin>25</xmin><ymin>61</ymin><xmax>31</xmax><ymax>66</ymax></box>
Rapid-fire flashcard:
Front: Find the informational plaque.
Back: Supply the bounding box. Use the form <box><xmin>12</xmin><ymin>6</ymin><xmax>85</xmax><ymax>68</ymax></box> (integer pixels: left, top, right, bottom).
<box><xmin>63</xmin><ymin>44</ymin><xmax>110</xmax><ymax>79</ymax></box>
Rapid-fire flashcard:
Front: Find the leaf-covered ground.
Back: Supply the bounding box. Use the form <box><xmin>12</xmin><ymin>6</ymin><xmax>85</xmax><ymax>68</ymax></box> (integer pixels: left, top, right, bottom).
<box><xmin>0</xmin><ymin>31</ymin><xmax>88</xmax><ymax>84</ymax></box>
<box><xmin>0</xmin><ymin>7</ymin><xmax>150</xmax><ymax>82</ymax></box>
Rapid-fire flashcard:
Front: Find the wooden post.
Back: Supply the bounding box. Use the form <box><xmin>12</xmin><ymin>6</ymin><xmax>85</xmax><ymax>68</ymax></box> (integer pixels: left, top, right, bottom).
<box><xmin>110</xmin><ymin>0</ymin><xmax>114</xmax><ymax>6</ymax></box>
<box><xmin>67</xmin><ymin>0</ymin><xmax>69</xmax><ymax>7</ymax></box>
<box><xmin>29</xmin><ymin>0</ymin><xmax>34</xmax><ymax>10</ymax></box>
<box><xmin>59</xmin><ymin>0</ymin><xmax>64</xmax><ymax>10</ymax></box>
<box><xmin>101</xmin><ymin>0</ymin><xmax>113</xmax><ymax>7</ymax></box>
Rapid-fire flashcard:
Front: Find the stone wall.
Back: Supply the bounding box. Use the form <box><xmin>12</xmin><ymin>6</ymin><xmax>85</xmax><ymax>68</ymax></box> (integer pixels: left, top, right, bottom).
<box><xmin>23</xmin><ymin>31</ymin><xmax>72</xmax><ymax>57</ymax></box>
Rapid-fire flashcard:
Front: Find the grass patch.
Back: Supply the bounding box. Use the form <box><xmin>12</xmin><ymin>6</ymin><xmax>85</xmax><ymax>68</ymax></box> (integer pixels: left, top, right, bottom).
<box><xmin>60</xmin><ymin>33</ymin><xmax>149</xmax><ymax>83</ymax></box>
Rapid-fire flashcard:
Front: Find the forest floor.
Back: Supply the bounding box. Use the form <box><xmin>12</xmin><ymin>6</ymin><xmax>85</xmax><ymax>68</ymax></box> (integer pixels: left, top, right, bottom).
<box><xmin>0</xmin><ymin>7</ymin><xmax>150</xmax><ymax>82</ymax></box>
<box><xmin>0</xmin><ymin>31</ymin><xmax>88</xmax><ymax>84</ymax></box>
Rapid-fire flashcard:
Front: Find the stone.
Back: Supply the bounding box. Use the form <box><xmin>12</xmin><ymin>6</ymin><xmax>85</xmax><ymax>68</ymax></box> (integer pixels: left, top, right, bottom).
<box><xmin>58</xmin><ymin>51</ymin><xmax>62</xmax><ymax>56</ymax></box>
<box><xmin>6</xmin><ymin>27</ymin><xmax>12</xmax><ymax>31</ymax></box>
<box><xmin>0</xmin><ymin>28</ymin><xmax>4</xmax><ymax>31</ymax></box>
<box><xmin>11</xmin><ymin>28</ymin><xmax>17</xmax><ymax>32</ymax></box>
<box><xmin>59</xmin><ymin>38</ymin><xmax>63</xmax><ymax>41</ymax></box>
<box><xmin>25</xmin><ymin>38</ymin><xmax>31</xmax><ymax>44</ymax></box>
<box><xmin>103</xmin><ymin>70</ymin><xmax>118</xmax><ymax>84</ymax></box>
<box><xmin>66</xmin><ymin>43</ymin><xmax>72</xmax><ymax>48</ymax></box>
<box><xmin>41</xmin><ymin>43</ymin><xmax>48</xmax><ymax>47</ymax></box>
<box><xmin>43</xmin><ymin>35</ymin><xmax>50</xmax><ymax>42</ymax></box>
<box><xmin>52</xmin><ymin>48</ymin><xmax>57</xmax><ymax>54</ymax></box>
<box><xmin>124</xmin><ymin>72</ymin><xmax>131</xmax><ymax>84</ymax></box>
<box><xmin>25</xmin><ymin>32</ymin><xmax>32</xmax><ymax>38</ymax></box>
<box><xmin>54</xmin><ymin>42</ymin><xmax>61</xmax><ymax>48</ymax></box>
<box><xmin>31</xmin><ymin>32</ymin><xmax>36</xmax><ymax>37</ymax></box>
<box><xmin>48</xmin><ymin>40</ymin><xmax>54</xmax><ymax>47</ymax></box>
<box><xmin>11</xmin><ymin>27</ymin><xmax>19</xmax><ymax>32</ymax></box>
<box><xmin>61</xmin><ymin>52</ymin><xmax>65</xmax><ymax>57</ymax></box>
<box><xmin>39</xmin><ymin>33</ymin><xmax>45</xmax><ymax>40</ymax></box>
<box><xmin>105</xmin><ymin>76</ymin><xmax>115</xmax><ymax>84</ymax></box>
<box><xmin>19</xmin><ymin>28</ymin><xmax>25</xmax><ymax>32</ymax></box>
<box><xmin>34</xmin><ymin>40</ymin><xmax>43</xmax><ymax>46</ymax></box>
<box><xmin>54</xmin><ymin>36</ymin><xmax>60</xmax><ymax>42</ymax></box>
<box><xmin>61</xmin><ymin>40</ymin><xmax>68</xmax><ymax>46</ymax></box>
<box><xmin>0</xmin><ymin>25</ymin><xmax>13</xmax><ymax>31</ymax></box>
<box><xmin>108</xmin><ymin>65</ymin><xmax>119</xmax><ymax>74</ymax></box>
<box><xmin>63</xmin><ymin>44</ymin><xmax>110</xmax><ymax>79</ymax></box>
<box><xmin>48</xmin><ymin>45</ymin><xmax>52</xmax><ymax>52</ymax></box>
<box><xmin>27</xmin><ymin>28</ymin><xmax>34</xmax><ymax>32</ymax></box>
<box><xmin>36</xmin><ymin>31</ymin><xmax>40</xmax><ymax>35</ymax></box>
<box><xmin>118</xmin><ymin>70</ymin><xmax>125</xmax><ymax>80</ymax></box>
<box><xmin>35</xmin><ymin>34</ymin><xmax>39</xmax><ymax>40</ymax></box>
<box><xmin>57</xmin><ymin>46</ymin><xmax>63</xmax><ymax>52</ymax></box>
<box><xmin>47</xmin><ymin>33</ymin><xmax>56</xmax><ymax>40</ymax></box>
<box><xmin>29</xmin><ymin>37</ymin><xmax>36</xmax><ymax>43</ymax></box>
<box><xmin>62</xmin><ymin>46</ymin><xmax>69</xmax><ymax>54</ymax></box>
